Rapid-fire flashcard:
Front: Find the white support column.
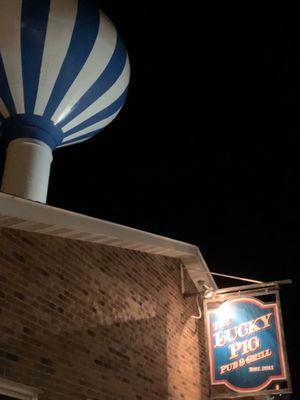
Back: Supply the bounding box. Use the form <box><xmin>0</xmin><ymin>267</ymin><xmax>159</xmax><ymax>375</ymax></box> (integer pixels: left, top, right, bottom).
<box><xmin>1</xmin><ymin>138</ymin><xmax>53</xmax><ymax>203</ymax></box>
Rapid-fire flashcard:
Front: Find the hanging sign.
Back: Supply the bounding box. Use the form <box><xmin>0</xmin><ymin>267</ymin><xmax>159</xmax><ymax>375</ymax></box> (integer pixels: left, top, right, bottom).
<box><xmin>207</xmin><ymin>296</ymin><xmax>287</xmax><ymax>393</ymax></box>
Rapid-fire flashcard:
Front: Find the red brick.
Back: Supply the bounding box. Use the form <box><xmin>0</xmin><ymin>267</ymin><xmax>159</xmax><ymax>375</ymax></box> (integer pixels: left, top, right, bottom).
<box><xmin>0</xmin><ymin>228</ymin><xmax>210</xmax><ymax>399</ymax></box>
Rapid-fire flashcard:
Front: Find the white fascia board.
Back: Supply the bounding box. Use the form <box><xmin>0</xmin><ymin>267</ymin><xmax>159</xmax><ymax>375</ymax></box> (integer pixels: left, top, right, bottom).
<box><xmin>0</xmin><ymin>191</ymin><xmax>217</xmax><ymax>289</ymax></box>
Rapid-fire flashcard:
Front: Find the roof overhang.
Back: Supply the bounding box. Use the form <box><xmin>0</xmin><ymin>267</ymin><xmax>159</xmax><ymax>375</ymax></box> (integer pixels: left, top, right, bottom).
<box><xmin>0</xmin><ymin>191</ymin><xmax>217</xmax><ymax>290</ymax></box>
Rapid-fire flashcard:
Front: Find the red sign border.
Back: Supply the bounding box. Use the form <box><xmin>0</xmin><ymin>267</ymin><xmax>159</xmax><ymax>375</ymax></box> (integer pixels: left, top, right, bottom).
<box><xmin>207</xmin><ymin>296</ymin><xmax>287</xmax><ymax>393</ymax></box>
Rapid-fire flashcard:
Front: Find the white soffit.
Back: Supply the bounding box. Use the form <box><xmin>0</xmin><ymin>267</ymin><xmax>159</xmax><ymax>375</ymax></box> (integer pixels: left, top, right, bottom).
<box><xmin>0</xmin><ymin>377</ymin><xmax>40</xmax><ymax>399</ymax></box>
<box><xmin>0</xmin><ymin>192</ymin><xmax>217</xmax><ymax>289</ymax></box>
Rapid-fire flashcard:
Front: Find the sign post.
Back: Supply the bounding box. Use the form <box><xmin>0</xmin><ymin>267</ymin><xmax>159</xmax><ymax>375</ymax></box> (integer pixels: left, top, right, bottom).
<box><xmin>204</xmin><ymin>282</ymin><xmax>292</xmax><ymax>399</ymax></box>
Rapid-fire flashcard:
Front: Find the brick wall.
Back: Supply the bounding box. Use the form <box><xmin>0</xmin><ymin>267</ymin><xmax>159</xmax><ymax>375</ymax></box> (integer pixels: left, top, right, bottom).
<box><xmin>0</xmin><ymin>228</ymin><xmax>210</xmax><ymax>400</ymax></box>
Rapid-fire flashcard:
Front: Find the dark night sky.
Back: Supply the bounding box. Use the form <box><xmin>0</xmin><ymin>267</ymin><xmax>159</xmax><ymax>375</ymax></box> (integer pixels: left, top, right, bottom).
<box><xmin>5</xmin><ymin>1</ymin><xmax>298</xmax><ymax>397</ymax></box>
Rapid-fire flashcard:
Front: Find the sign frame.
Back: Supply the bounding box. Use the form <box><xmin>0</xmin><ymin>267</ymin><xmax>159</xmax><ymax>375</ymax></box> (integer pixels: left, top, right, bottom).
<box><xmin>203</xmin><ymin>284</ymin><xmax>292</xmax><ymax>399</ymax></box>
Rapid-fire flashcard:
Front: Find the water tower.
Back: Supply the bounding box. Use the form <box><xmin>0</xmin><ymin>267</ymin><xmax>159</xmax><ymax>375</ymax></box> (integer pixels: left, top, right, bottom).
<box><xmin>0</xmin><ymin>0</ymin><xmax>130</xmax><ymax>203</ymax></box>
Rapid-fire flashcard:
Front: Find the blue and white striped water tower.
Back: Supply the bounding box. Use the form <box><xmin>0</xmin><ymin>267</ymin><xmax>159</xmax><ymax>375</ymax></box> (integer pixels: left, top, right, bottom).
<box><xmin>0</xmin><ymin>0</ymin><xmax>130</xmax><ymax>202</ymax></box>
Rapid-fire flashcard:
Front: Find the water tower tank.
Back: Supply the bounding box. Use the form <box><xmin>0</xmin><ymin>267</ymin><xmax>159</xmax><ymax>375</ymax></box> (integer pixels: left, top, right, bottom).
<box><xmin>0</xmin><ymin>0</ymin><xmax>130</xmax><ymax>202</ymax></box>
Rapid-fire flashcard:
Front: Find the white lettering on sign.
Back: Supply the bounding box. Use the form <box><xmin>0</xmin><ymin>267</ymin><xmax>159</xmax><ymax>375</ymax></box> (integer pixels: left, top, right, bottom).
<box><xmin>249</xmin><ymin>365</ymin><xmax>274</xmax><ymax>372</ymax></box>
<box><xmin>219</xmin><ymin>349</ymin><xmax>272</xmax><ymax>375</ymax></box>
<box><xmin>214</xmin><ymin>312</ymin><xmax>272</xmax><ymax>348</ymax></box>
<box><xmin>229</xmin><ymin>336</ymin><xmax>261</xmax><ymax>359</ymax></box>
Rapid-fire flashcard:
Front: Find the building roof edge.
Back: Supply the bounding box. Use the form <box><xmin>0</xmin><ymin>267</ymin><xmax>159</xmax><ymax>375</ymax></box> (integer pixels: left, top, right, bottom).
<box><xmin>0</xmin><ymin>191</ymin><xmax>217</xmax><ymax>289</ymax></box>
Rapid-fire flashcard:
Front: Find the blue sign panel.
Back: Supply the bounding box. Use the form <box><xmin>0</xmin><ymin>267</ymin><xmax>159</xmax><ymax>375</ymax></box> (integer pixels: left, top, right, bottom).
<box><xmin>207</xmin><ymin>297</ymin><xmax>286</xmax><ymax>392</ymax></box>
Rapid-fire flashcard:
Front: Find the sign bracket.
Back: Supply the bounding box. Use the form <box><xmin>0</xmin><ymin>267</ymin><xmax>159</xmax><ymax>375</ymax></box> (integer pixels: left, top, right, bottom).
<box><xmin>212</xmin><ymin>280</ymin><xmax>292</xmax><ymax>298</ymax></box>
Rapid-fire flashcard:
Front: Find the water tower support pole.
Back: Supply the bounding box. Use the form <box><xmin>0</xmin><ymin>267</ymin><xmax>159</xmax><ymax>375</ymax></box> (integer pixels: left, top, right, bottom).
<box><xmin>1</xmin><ymin>138</ymin><xmax>53</xmax><ymax>203</ymax></box>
